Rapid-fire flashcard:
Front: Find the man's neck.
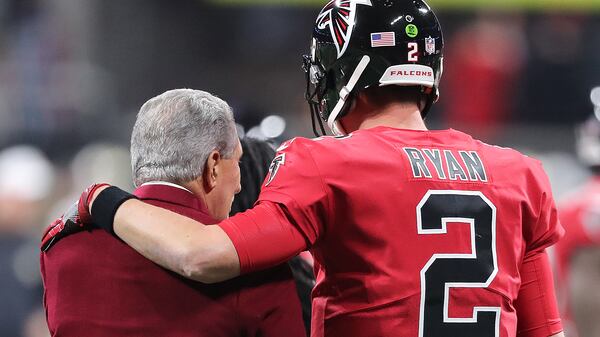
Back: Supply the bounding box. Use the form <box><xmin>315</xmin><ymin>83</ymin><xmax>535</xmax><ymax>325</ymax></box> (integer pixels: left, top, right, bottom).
<box><xmin>182</xmin><ymin>180</ymin><xmax>223</xmax><ymax>222</ymax></box>
<box><xmin>341</xmin><ymin>100</ymin><xmax>427</xmax><ymax>132</ymax></box>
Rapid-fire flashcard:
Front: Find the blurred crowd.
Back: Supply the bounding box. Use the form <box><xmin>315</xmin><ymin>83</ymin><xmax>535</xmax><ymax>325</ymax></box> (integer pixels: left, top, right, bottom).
<box><xmin>0</xmin><ymin>0</ymin><xmax>598</xmax><ymax>336</ymax></box>
<box><xmin>0</xmin><ymin>143</ymin><xmax>132</xmax><ymax>337</ymax></box>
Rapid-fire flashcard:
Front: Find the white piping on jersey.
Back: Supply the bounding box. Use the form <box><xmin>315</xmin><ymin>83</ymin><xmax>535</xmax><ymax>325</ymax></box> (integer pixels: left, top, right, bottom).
<box><xmin>327</xmin><ymin>55</ymin><xmax>371</xmax><ymax>136</ymax></box>
<box><xmin>140</xmin><ymin>181</ymin><xmax>193</xmax><ymax>194</ymax></box>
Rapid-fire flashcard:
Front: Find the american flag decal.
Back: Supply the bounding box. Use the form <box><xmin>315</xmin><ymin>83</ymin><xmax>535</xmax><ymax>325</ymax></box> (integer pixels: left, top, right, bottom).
<box><xmin>371</xmin><ymin>32</ymin><xmax>396</xmax><ymax>48</ymax></box>
<box><xmin>316</xmin><ymin>0</ymin><xmax>372</xmax><ymax>59</ymax></box>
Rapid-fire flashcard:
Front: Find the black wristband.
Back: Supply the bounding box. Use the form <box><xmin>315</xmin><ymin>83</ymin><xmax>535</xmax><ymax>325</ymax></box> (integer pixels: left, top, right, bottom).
<box><xmin>91</xmin><ymin>186</ymin><xmax>137</xmax><ymax>234</ymax></box>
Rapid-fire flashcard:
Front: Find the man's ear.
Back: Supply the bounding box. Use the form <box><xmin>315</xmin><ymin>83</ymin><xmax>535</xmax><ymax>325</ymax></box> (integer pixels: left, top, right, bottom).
<box><xmin>203</xmin><ymin>150</ymin><xmax>221</xmax><ymax>191</ymax></box>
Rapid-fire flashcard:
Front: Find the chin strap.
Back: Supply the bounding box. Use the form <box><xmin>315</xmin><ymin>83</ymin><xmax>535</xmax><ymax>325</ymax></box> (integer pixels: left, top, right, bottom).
<box><xmin>326</xmin><ymin>55</ymin><xmax>371</xmax><ymax>136</ymax></box>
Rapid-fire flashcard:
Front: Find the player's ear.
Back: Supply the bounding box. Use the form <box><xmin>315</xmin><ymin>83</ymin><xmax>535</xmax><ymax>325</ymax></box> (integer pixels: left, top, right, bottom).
<box><xmin>203</xmin><ymin>150</ymin><xmax>221</xmax><ymax>191</ymax></box>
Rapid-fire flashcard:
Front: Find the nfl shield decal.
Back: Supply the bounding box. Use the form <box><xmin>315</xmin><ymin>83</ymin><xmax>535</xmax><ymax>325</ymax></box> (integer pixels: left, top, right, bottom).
<box><xmin>316</xmin><ymin>0</ymin><xmax>372</xmax><ymax>59</ymax></box>
<box><xmin>425</xmin><ymin>36</ymin><xmax>436</xmax><ymax>55</ymax></box>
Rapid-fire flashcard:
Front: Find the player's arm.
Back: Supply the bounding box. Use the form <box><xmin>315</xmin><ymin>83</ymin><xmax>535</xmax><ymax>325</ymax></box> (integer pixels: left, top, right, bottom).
<box><xmin>45</xmin><ymin>139</ymin><xmax>323</xmax><ymax>283</ymax></box>
<box><xmin>514</xmin><ymin>250</ymin><xmax>564</xmax><ymax>337</ymax></box>
<box><xmin>111</xmin><ymin>198</ymin><xmax>240</xmax><ymax>283</ymax></box>
<box><xmin>515</xmin><ymin>160</ymin><xmax>565</xmax><ymax>337</ymax></box>
<box><xmin>94</xmin><ymin>192</ymin><xmax>309</xmax><ymax>283</ymax></box>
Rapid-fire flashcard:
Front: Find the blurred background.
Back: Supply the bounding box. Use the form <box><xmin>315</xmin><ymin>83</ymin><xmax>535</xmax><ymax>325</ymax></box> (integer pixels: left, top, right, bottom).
<box><xmin>0</xmin><ymin>0</ymin><xmax>597</xmax><ymax>336</ymax></box>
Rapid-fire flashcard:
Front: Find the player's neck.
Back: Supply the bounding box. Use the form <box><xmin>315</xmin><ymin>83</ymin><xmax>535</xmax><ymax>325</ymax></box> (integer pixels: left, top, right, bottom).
<box><xmin>341</xmin><ymin>101</ymin><xmax>427</xmax><ymax>132</ymax></box>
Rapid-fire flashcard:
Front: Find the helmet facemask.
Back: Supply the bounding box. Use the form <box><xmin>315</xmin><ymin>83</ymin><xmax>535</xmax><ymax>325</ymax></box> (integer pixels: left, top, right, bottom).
<box><xmin>302</xmin><ymin>49</ymin><xmax>328</xmax><ymax>137</ymax></box>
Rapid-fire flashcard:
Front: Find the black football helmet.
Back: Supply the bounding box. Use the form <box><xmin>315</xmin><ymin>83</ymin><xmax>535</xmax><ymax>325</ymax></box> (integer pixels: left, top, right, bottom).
<box><xmin>576</xmin><ymin>87</ymin><xmax>600</xmax><ymax>170</ymax></box>
<box><xmin>303</xmin><ymin>0</ymin><xmax>444</xmax><ymax>136</ymax></box>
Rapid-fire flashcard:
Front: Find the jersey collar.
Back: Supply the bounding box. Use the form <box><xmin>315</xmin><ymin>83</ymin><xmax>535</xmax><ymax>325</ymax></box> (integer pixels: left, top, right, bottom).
<box><xmin>134</xmin><ymin>181</ymin><xmax>211</xmax><ymax>216</ymax></box>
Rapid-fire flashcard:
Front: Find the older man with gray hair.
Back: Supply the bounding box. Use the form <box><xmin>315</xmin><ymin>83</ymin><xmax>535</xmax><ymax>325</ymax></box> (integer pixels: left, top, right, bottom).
<box><xmin>130</xmin><ymin>88</ymin><xmax>241</xmax><ymax>221</ymax></box>
<box><xmin>40</xmin><ymin>89</ymin><xmax>305</xmax><ymax>337</ymax></box>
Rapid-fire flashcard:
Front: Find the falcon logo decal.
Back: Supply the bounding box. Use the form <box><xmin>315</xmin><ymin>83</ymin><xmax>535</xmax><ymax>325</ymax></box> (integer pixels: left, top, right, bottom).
<box><xmin>316</xmin><ymin>0</ymin><xmax>372</xmax><ymax>59</ymax></box>
<box><xmin>265</xmin><ymin>153</ymin><xmax>286</xmax><ymax>187</ymax></box>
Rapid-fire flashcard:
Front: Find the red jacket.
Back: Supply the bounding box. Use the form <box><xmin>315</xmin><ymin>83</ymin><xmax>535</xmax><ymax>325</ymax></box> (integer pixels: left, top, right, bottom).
<box><xmin>41</xmin><ymin>183</ymin><xmax>305</xmax><ymax>337</ymax></box>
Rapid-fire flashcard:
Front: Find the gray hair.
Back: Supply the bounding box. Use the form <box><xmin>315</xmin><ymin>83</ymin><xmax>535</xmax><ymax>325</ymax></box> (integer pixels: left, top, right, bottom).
<box><xmin>131</xmin><ymin>89</ymin><xmax>237</xmax><ymax>187</ymax></box>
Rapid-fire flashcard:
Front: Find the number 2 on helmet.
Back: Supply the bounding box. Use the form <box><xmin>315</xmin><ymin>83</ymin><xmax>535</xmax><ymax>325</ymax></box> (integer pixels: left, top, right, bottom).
<box><xmin>408</xmin><ymin>42</ymin><xmax>419</xmax><ymax>62</ymax></box>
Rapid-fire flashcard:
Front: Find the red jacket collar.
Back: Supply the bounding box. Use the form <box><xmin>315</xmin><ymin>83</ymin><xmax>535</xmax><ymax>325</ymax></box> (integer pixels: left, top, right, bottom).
<box><xmin>133</xmin><ymin>183</ymin><xmax>212</xmax><ymax>217</ymax></box>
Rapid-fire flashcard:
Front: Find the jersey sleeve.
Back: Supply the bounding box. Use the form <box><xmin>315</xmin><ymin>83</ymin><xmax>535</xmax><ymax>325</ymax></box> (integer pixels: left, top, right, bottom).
<box><xmin>219</xmin><ymin>138</ymin><xmax>331</xmax><ymax>274</ymax></box>
<box><xmin>258</xmin><ymin>138</ymin><xmax>331</xmax><ymax>245</ymax></box>
<box><xmin>219</xmin><ymin>201</ymin><xmax>308</xmax><ymax>274</ymax></box>
<box><xmin>514</xmin><ymin>251</ymin><xmax>563</xmax><ymax>337</ymax></box>
<box><xmin>523</xmin><ymin>160</ymin><xmax>565</xmax><ymax>257</ymax></box>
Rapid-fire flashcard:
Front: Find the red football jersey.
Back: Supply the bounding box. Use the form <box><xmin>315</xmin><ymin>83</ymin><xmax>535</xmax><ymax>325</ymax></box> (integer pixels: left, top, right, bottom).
<box><xmin>554</xmin><ymin>176</ymin><xmax>600</xmax><ymax>336</ymax></box>
<box><xmin>221</xmin><ymin>126</ymin><xmax>563</xmax><ymax>337</ymax></box>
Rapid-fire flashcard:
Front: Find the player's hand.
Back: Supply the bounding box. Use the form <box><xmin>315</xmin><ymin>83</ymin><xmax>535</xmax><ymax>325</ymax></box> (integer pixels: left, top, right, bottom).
<box><xmin>40</xmin><ymin>183</ymin><xmax>110</xmax><ymax>252</ymax></box>
<box><xmin>40</xmin><ymin>201</ymin><xmax>85</xmax><ymax>252</ymax></box>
